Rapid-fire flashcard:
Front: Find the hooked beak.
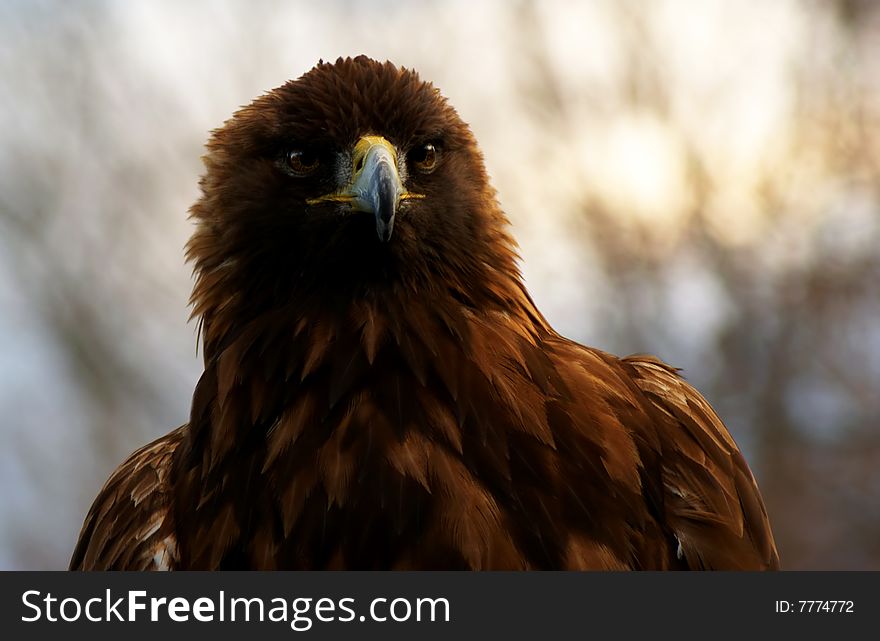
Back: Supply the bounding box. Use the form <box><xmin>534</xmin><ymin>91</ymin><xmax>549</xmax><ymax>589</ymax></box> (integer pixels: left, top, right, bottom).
<box><xmin>350</xmin><ymin>136</ymin><xmax>402</xmax><ymax>242</ymax></box>
<box><xmin>306</xmin><ymin>136</ymin><xmax>423</xmax><ymax>242</ymax></box>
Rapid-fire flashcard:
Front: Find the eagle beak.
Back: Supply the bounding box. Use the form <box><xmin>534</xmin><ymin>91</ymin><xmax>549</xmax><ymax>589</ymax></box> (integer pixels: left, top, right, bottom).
<box><xmin>349</xmin><ymin>136</ymin><xmax>403</xmax><ymax>242</ymax></box>
<box><xmin>306</xmin><ymin>135</ymin><xmax>424</xmax><ymax>242</ymax></box>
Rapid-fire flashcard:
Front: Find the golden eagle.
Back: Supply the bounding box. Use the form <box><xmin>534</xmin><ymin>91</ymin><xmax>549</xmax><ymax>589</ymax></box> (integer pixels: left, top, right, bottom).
<box><xmin>70</xmin><ymin>56</ymin><xmax>779</xmax><ymax>570</ymax></box>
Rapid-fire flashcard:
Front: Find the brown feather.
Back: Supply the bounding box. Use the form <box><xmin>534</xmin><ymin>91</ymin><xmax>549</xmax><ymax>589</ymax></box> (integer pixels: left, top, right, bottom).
<box><xmin>70</xmin><ymin>427</ymin><xmax>183</xmax><ymax>570</ymax></box>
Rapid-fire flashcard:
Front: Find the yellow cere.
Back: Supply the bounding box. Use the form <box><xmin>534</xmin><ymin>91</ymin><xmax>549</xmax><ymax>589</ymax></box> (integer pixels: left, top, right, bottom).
<box><xmin>306</xmin><ymin>135</ymin><xmax>425</xmax><ymax>205</ymax></box>
<box><xmin>353</xmin><ymin>135</ymin><xmax>398</xmax><ymax>168</ymax></box>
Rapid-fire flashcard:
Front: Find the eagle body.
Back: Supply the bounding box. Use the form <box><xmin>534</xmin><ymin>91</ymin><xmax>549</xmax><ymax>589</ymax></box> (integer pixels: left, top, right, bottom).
<box><xmin>71</xmin><ymin>57</ymin><xmax>778</xmax><ymax>570</ymax></box>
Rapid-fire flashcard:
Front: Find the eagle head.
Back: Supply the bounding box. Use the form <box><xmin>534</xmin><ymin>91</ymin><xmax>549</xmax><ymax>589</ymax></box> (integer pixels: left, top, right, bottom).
<box><xmin>187</xmin><ymin>57</ymin><xmax>517</xmax><ymax>349</ymax></box>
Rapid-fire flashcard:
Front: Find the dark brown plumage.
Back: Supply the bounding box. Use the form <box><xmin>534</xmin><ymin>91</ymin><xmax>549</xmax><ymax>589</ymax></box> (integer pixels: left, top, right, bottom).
<box><xmin>70</xmin><ymin>56</ymin><xmax>779</xmax><ymax>570</ymax></box>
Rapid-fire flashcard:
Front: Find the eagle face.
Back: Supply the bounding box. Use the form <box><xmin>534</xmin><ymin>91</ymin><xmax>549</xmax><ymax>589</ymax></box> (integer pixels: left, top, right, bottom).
<box><xmin>195</xmin><ymin>56</ymin><xmax>496</xmax><ymax>303</ymax></box>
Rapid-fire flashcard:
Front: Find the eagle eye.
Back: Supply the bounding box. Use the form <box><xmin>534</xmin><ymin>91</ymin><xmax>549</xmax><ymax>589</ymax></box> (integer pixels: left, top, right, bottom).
<box><xmin>410</xmin><ymin>142</ymin><xmax>440</xmax><ymax>173</ymax></box>
<box><xmin>284</xmin><ymin>149</ymin><xmax>320</xmax><ymax>176</ymax></box>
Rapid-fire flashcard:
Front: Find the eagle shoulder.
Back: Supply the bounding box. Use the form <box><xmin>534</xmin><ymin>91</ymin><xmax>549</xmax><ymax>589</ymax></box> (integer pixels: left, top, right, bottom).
<box><xmin>69</xmin><ymin>426</ymin><xmax>184</xmax><ymax>570</ymax></box>
<box><xmin>622</xmin><ymin>354</ymin><xmax>780</xmax><ymax>569</ymax></box>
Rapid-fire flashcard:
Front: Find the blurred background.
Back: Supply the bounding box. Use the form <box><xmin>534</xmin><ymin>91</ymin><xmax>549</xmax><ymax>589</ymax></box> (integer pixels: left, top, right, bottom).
<box><xmin>1</xmin><ymin>0</ymin><xmax>878</xmax><ymax>570</ymax></box>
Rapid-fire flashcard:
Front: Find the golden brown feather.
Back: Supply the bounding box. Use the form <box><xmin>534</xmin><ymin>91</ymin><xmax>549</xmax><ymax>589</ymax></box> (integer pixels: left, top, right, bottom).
<box><xmin>71</xmin><ymin>56</ymin><xmax>778</xmax><ymax>570</ymax></box>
